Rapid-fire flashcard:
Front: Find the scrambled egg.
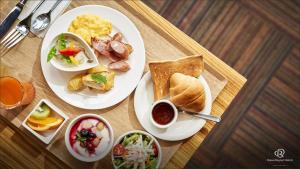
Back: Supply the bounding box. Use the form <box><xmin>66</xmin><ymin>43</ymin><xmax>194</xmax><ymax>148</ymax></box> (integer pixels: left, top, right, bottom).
<box><xmin>68</xmin><ymin>14</ymin><xmax>112</xmax><ymax>45</ymax></box>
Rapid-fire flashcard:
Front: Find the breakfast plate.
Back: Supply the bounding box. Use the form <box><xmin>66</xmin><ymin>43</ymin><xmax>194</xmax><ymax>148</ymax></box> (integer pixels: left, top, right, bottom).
<box><xmin>134</xmin><ymin>72</ymin><xmax>212</xmax><ymax>141</ymax></box>
<box><xmin>40</xmin><ymin>5</ymin><xmax>145</xmax><ymax>109</ymax></box>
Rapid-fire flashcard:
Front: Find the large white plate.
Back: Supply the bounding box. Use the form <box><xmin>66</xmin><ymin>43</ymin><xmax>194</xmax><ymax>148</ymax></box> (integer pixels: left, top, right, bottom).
<box><xmin>41</xmin><ymin>5</ymin><xmax>145</xmax><ymax>109</ymax></box>
<box><xmin>134</xmin><ymin>72</ymin><xmax>212</xmax><ymax>141</ymax></box>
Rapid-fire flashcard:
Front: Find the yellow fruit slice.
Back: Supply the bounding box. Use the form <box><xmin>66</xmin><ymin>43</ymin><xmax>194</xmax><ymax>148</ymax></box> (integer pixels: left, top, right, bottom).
<box><xmin>48</xmin><ymin>118</ymin><xmax>63</xmax><ymax>128</ymax></box>
<box><xmin>27</xmin><ymin>122</ymin><xmax>51</xmax><ymax>132</ymax></box>
<box><xmin>28</xmin><ymin>116</ymin><xmax>58</xmax><ymax>125</ymax></box>
<box><xmin>27</xmin><ymin>118</ymin><xmax>63</xmax><ymax>131</ymax></box>
<box><xmin>70</xmin><ymin>56</ymin><xmax>79</xmax><ymax>65</ymax></box>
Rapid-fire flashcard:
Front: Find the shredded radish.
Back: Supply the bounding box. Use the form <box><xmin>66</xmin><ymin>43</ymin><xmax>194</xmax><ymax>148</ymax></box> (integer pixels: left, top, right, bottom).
<box><xmin>120</xmin><ymin>135</ymin><xmax>154</xmax><ymax>169</ymax></box>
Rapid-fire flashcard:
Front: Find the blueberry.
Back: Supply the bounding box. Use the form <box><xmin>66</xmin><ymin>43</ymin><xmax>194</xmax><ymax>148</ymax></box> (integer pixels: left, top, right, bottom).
<box><xmin>89</xmin><ymin>132</ymin><xmax>96</xmax><ymax>138</ymax></box>
<box><xmin>80</xmin><ymin>129</ymin><xmax>89</xmax><ymax>137</ymax></box>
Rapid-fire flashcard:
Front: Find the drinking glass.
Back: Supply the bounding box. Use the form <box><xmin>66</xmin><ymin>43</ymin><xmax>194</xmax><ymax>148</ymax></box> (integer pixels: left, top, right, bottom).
<box><xmin>0</xmin><ymin>76</ymin><xmax>35</xmax><ymax>110</ymax></box>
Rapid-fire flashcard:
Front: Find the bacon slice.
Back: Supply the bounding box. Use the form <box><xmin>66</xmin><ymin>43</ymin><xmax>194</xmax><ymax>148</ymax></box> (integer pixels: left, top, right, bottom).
<box><xmin>112</xmin><ymin>32</ymin><xmax>123</xmax><ymax>41</ymax></box>
<box><xmin>110</xmin><ymin>40</ymin><xmax>129</xmax><ymax>60</ymax></box>
<box><xmin>92</xmin><ymin>37</ymin><xmax>121</xmax><ymax>62</ymax></box>
<box><xmin>108</xmin><ymin>61</ymin><xmax>130</xmax><ymax>72</ymax></box>
<box><xmin>93</xmin><ymin>50</ymin><xmax>121</xmax><ymax>62</ymax></box>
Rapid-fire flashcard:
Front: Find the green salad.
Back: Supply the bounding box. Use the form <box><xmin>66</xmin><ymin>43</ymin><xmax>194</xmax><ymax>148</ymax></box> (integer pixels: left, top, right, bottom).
<box><xmin>112</xmin><ymin>133</ymin><xmax>159</xmax><ymax>169</ymax></box>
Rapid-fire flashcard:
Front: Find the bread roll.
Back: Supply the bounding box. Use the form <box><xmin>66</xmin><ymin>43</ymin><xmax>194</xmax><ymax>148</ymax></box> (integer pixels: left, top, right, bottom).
<box><xmin>170</xmin><ymin>73</ymin><xmax>205</xmax><ymax>113</ymax></box>
<box><xmin>149</xmin><ymin>55</ymin><xmax>204</xmax><ymax>100</ymax></box>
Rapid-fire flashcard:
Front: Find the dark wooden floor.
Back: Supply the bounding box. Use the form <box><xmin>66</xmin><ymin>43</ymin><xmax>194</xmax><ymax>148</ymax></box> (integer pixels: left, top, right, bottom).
<box><xmin>142</xmin><ymin>0</ymin><xmax>300</xmax><ymax>169</ymax></box>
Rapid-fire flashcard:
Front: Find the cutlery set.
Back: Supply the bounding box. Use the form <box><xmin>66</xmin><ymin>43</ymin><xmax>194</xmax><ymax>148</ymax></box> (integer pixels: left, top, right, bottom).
<box><xmin>0</xmin><ymin>0</ymin><xmax>62</xmax><ymax>55</ymax></box>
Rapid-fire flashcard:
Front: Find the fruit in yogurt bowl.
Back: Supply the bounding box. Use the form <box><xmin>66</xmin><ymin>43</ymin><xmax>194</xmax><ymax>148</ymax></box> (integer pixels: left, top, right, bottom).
<box><xmin>65</xmin><ymin>114</ymin><xmax>114</xmax><ymax>162</ymax></box>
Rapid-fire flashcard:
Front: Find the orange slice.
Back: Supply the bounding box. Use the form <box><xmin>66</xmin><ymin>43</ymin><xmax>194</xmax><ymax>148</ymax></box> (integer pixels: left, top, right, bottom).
<box><xmin>27</xmin><ymin>118</ymin><xmax>63</xmax><ymax>131</ymax></box>
<box><xmin>28</xmin><ymin>116</ymin><xmax>58</xmax><ymax>125</ymax></box>
<box><xmin>48</xmin><ymin>118</ymin><xmax>63</xmax><ymax>128</ymax></box>
<box><xmin>27</xmin><ymin>122</ymin><xmax>51</xmax><ymax>132</ymax></box>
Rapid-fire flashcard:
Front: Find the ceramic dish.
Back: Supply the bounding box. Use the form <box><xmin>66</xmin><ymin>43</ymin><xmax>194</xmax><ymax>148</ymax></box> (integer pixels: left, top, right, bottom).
<box><xmin>111</xmin><ymin>130</ymin><xmax>162</xmax><ymax>169</ymax></box>
<box><xmin>48</xmin><ymin>32</ymin><xmax>99</xmax><ymax>72</ymax></box>
<box><xmin>150</xmin><ymin>99</ymin><xmax>178</xmax><ymax>129</ymax></box>
<box><xmin>134</xmin><ymin>72</ymin><xmax>212</xmax><ymax>141</ymax></box>
<box><xmin>40</xmin><ymin>5</ymin><xmax>145</xmax><ymax>109</ymax></box>
<box><xmin>65</xmin><ymin>114</ymin><xmax>114</xmax><ymax>162</ymax></box>
<box><xmin>21</xmin><ymin>99</ymin><xmax>69</xmax><ymax>144</ymax></box>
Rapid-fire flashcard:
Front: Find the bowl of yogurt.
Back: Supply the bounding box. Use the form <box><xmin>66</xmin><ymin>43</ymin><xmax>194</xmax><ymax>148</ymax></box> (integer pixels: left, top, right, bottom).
<box><xmin>65</xmin><ymin>114</ymin><xmax>114</xmax><ymax>162</ymax></box>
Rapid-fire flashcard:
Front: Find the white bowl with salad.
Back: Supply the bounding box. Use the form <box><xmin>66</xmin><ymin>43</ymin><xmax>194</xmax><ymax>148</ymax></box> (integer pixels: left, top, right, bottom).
<box><xmin>47</xmin><ymin>32</ymin><xmax>99</xmax><ymax>72</ymax></box>
<box><xmin>112</xmin><ymin>130</ymin><xmax>162</xmax><ymax>169</ymax></box>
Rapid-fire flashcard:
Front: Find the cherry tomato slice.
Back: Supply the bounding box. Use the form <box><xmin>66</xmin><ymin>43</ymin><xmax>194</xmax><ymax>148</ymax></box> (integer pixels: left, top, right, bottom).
<box><xmin>59</xmin><ymin>47</ymin><xmax>81</xmax><ymax>56</ymax></box>
<box><xmin>113</xmin><ymin>144</ymin><xmax>125</xmax><ymax>156</ymax></box>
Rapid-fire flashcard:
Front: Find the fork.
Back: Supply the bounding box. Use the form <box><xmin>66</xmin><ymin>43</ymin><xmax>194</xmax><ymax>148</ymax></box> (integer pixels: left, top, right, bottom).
<box><xmin>0</xmin><ymin>0</ymin><xmax>45</xmax><ymax>56</ymax></box>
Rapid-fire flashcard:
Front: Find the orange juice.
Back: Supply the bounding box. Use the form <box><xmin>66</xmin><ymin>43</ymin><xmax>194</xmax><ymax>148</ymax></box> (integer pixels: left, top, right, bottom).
<box><xmin>0</xmin><ymin>76</ymin><xmax>35</xmax><ymax>109</ymax></box>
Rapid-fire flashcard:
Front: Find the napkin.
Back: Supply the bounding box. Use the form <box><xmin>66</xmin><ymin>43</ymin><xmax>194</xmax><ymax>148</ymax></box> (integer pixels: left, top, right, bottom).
<box><xmin>18</xmin><ymin>0</ymin><xmax>71</xmax><ymax>38</ymax></box>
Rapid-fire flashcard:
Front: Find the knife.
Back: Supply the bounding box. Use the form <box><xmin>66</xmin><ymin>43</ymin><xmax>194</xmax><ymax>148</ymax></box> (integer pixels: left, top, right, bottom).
<box><xmin>0</xmin><ymin>0</ymin><xmax>28</xmax><ymax>39</ymax></box>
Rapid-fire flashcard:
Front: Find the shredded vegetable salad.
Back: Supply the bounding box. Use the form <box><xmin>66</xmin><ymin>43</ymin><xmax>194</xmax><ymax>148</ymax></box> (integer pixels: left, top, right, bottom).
<box><xmin>112</xmin><ymin>133</ymin><xmax>159</xmax><ymax>169</ymax></box>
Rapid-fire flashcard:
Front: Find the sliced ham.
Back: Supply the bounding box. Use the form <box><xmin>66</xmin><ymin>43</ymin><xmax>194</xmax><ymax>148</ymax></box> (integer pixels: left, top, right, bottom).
<box><xmin>92</xmin><ymin>37</ymin><xmax>122</xmax><ymax>62</ymax></box>
<box><xmin>91</xmin><ymin>37</ymin><xmax>109</xmax><ymax>55</ymax></box>
<box><xmin>94</xmin><ymin>50</ymin><xmax>121</xmax><ymax>62</ymax></box>
<box><xmin>98</xmin><ymin>35</ymin><xmax>112</xmax><ymax>43</ymax></box>
<box><xmin>112</xmin><ymin>32</ymin><xmax>123</xmax><ymax>41</ymax></box>
<box><xmin>108</xmin><ymin>61</ymin><xmax>130</xmax><ymax>72</ymax></box>
<box><xmin>110</xmin><ymin>40</ymin><xmax>129</xmax><ymax>60</ymax></box>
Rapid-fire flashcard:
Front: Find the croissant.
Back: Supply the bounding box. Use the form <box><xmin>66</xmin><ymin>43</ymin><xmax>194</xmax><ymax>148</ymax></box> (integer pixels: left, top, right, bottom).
<box><xmin>170</xmin><ymin>73</ymin><xmax>205</xmax><ymax>113</ymax></box>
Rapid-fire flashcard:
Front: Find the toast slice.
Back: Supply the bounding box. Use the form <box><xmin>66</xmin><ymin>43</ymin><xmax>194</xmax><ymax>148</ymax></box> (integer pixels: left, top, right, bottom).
<box><xmin>149</xmin><ymin>55</ymin><xmax>204</xmax><ymax>100</ymax></box>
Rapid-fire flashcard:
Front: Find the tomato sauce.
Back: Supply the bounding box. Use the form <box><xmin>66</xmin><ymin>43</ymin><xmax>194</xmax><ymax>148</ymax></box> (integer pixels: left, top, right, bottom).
<box><xmin>152</xmin><ymin>102</ymin><xmax>175</xmax><ymax>125</ymax></box>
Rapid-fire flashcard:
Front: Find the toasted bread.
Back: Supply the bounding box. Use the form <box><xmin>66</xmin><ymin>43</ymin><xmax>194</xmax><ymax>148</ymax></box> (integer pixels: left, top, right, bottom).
<box><xmin>149</xmin><ymin>55</ymin><xmax>204</xmax><ymax>100</ymax></box>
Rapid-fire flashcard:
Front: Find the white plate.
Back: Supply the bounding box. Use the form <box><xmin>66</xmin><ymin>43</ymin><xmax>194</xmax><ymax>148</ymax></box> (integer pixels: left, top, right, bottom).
<box><xmin>134</xmin><ymin>72</ymin><xmax>212</xmax><ymax>141</ymax></box>
<box><xmin>41</xmin><ymin>5</ymin><xmax>145</xmax><ymax>109</ymax></box>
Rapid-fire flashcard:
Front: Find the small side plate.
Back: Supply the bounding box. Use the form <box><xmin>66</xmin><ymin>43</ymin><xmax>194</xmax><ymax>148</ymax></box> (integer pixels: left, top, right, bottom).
<box><xmin>21</xmin><ymin>99</ymin><xmax>69</xmax><ymax>144</ymax></box>
<box><xmin>134</xmin><ymin>72</ymin><xmax>212</xmax><ymax>141</ymax></box>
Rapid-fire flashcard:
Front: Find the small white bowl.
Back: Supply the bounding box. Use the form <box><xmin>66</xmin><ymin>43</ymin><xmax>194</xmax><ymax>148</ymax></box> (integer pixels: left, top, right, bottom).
<box><xmin>21</xmin><ymin>99</ymin><xmax>69</xmax><ymax>144</ymax></box>
<box><xmin>48</xmin><ymin>32</ymin><xmax>99</xmax><ymax>72</ymax></box>
<box><xmin>150</xmin><ymin>99</ymin><xmax>178</xmax><ymax>129</ymax></box>
<box><xmin>112</xmin><ymin>130</ymin><xmax>162</xmax><ymax>169</ymax></box>
<box><xmin>64</xmin><ymin>114</ymin><xmax>114</xmax><ymax>162</ymax></box>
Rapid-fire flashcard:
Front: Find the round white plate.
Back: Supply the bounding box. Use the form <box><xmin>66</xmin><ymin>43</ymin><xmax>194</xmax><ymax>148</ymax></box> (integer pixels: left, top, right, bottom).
<box><xmin>41</xmin><ymin>5</ymin><xmax>145</xmax><ymax>109</ymax></box>
<box><xmin>134</xmin><ymin>72</ymin><xmax>212</xmax><ymax>141</ymax></box>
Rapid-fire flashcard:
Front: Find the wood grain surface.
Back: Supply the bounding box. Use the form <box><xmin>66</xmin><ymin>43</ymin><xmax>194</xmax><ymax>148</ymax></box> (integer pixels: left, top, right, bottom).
<box><xmin>141</xmin><ymin>0</ymin><xmax>300</xmax><ymax>168</ymax></box>
<box><xmin>0</xmin><ymin>0</ymin><xmax>246</xmax><ymax>169</ymax></box>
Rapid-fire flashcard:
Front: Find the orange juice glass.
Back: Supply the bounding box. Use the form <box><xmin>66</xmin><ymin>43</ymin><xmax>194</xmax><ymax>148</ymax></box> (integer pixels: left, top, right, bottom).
<box><xmin>0</xmin><ymin>76</ymin><xmax>35</xmax><ymax>110</ymax></box>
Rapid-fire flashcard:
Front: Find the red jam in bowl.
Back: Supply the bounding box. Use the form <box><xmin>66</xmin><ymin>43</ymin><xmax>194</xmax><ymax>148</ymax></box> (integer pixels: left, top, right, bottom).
<box><xmin>69</xmin><ymin>117</ymin><xmax>111</xmax><ymax>157</ymax></box>
<box><xmin>152</xmin><ymin>102</ymin><xmax>175</xmax><ymax>125</ymax></box>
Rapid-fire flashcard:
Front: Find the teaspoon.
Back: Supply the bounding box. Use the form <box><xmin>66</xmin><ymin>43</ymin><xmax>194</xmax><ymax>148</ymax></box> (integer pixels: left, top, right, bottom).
<box><xmin>31</xmin><ymin>0</ymin><xmax>62</xmax><ymax>32</ymax></box>
<box><xmin>182</xmin><ymin>111</ymin><xmax>221</xmax><ymax>122</ymax></box>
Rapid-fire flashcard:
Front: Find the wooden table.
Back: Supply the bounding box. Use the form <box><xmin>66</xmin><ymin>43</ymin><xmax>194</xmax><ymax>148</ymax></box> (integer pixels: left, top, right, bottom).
<box><xmin>0</xmin><ymin>0</ymin><xmax>246</xmax><ymax>168</ymax></box>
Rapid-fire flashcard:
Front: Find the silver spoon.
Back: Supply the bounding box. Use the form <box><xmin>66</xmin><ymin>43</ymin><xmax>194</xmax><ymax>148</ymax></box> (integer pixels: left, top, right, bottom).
<box><xmin>157</xmin><ymin>97</ymin><xmax>221</xmax><ymax>123</ymax></box>
<box><xmin>31</xmin><ymin>0</ymin><xmax>62</xmax><ymax>32</ymax></box>
<box><xmin>182</xmin><ymin>111</ymin><xmax>221</xmax><ymax>122</ymax></box>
